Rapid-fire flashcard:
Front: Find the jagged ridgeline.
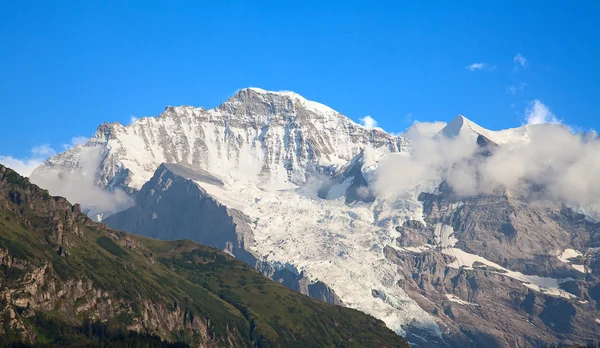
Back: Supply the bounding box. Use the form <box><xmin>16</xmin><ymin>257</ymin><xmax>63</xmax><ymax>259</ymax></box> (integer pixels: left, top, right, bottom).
<box><xmin>0</xmin><ymin>164</ymin><xmax>409</xmax><ymax>347</ymax></box>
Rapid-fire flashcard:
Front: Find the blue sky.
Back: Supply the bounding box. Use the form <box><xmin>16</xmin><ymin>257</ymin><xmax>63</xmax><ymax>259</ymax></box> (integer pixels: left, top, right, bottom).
<box><xmin>1</xmin><ymin>1</ymin><xmax>599</xmax><ymax>172</ymax></box>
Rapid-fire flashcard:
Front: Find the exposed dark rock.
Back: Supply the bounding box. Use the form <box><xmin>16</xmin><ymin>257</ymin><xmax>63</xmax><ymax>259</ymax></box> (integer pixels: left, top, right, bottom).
<box><xmin>318</xmin><ymin>149</ymin><xmax>375</xmax><ymax>204</ymax></box>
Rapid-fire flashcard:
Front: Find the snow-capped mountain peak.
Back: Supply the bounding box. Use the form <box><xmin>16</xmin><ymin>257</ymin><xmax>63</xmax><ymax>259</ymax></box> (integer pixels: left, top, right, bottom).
<box><xmin>241</xmin><ymin>87</ymin><xmax>339</xmax><ymax>115</ymax></box>
<box><xmin>215</xmin><ymin>87</ymin><xmax>341</xmax><ymax>123</ymax></box>
<box><xmin>437</xmin><ymin>114</ymin><xmax>494</xmax><ymax>141</ymax></box>
<box><xmin>437</xmin><ymin>114</ymin><xmax>540</xmax><ymax>147</ymax></box>
<box><xmin>30</xmin><ymin>88</ymin><xmax>408</xmax><ymax>211</ymax></box>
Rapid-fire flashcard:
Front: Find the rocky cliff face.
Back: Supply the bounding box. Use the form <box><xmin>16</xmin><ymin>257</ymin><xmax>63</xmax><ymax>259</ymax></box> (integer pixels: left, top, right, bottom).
<box><xmin>387</xmin><ymin>178</ymin><xmax>600</xmax><ymax>347</ymax></box>
<box><xmin>103</xmin><ymin>163</ymin><xmax>256</xmax><ymax>265</ymax></box>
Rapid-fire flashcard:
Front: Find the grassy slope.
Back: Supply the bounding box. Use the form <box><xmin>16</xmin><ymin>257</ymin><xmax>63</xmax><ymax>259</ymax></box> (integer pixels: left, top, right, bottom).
<box><xmin>0</xmin><ymin>165</ymin><xmax>409</xmax><ymax>348</ymax></box>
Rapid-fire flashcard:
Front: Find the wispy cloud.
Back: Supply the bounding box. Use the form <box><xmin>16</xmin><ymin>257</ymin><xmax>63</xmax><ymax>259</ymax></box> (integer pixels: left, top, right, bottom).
<box><xmin>0</xmin><ymin>137</ymin><xmax>87</xmax><ymax>177</ymax></box>
<box><xmin>31</xmin><ymin>148</ymin><xmax>134</xmax><ymax>218</ymax></box>
<box><xmin>0</xmin><ymin>137</ymin><xmax>134</xmax><ymax>216</ymax></box>
<box><xmin>62</xmin><ymin>136</ymin><xmax>88</xmax><ymax>150</ymax></box>
<box><xmin>71</xmin><ymin>136</ymin><xmax>88</xmax><ymax>146</ymax></box>
<box><xmin>403</xmin><ymin>121</ymin><xmax>448</xmax><ymax>139</ymax></box>
<box><xmin>525</xmin><ymin>100</ymin><xmax>560</xmax><ymax>125</ymax></box>
<box><xmin>507</xmin><ymin>82</ymin><xmax>527</xmax><ymax>95</ymax></box>
<box><xmin>0</xmin><ymin>144</ymin><xmax>58</xmax><ymax>176</ymax></box>
<box><xmin>0</xmin><ymin>154</ymin><xmax>47</xmax><ymax>177</ymax></box>
<box><xmin>130</xmin><ymin>115</ymin><xmax>138</xmax><ymax>124</ymax></box>
<box><xmin>514</xmin><ymin>53</ymin><xmax>527</xmax><ymax>68</ymax></box>
<box><xmin>31</xmin><ymin>144</ymin><xmax>56</xmax><ymax>157</ymax></box>
<box><xmin>360</xmin><ymin>115</ymin><xmax>378</xmax><ymax>129</ymax></box>
<box><xmin>466</xmin><ymin>62</ymin><xmax>496</xmax><ymax>71</ymax></box>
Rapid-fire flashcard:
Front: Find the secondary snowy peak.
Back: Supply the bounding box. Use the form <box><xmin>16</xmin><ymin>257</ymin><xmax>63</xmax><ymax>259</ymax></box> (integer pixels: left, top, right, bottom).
<box><xmin>437</xmin><ymin>114</ymin><xmax>494</xmax><ymax>141</ymax></box>
<box><xmin>31</xmin><ymin>88</ymin><xmax>408</xmax><ymax>213</ymax></box>
<box><xmin>436</xmin><ymin>114</ymin><xmax>544</xmax><ymax>147</ymax></box>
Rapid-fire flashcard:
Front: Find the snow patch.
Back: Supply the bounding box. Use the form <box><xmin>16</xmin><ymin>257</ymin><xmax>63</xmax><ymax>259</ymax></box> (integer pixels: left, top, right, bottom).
<box><xmin>326</xmin><ymin>177</ymin><xmax>354</xmax><ymax>200</ymax></box>
<box><xmin>401</xmin><ymin>245</ymin><xmax>434</xmax><ymax>253</ymax></box>
<box><xmin>557</xmin><ymin>248</ymin><xmax>586</xmax><ymax>273</ymax></box>
<box><xmin>442</xmin><ymin>247</ymin><xmax>576</xmax><ymax>299</ymax></box>
<box><xmin>445</xmin><ymin>294</ymin><xmax>478</xmax><ymax>306</ymax></box>
<box><xmin>434</xmin><ymin>223</ymin><xmax>457</xmax><ymax>248</ymax></box>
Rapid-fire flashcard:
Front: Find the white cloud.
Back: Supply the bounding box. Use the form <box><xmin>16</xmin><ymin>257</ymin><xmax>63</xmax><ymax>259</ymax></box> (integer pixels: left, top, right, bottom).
<box><xmin>1</xmin><ymin>136</ymin><xmax>87</xmax><ymax>177</ymax></box>
<box><xmin>31</xmin><ymin>144</ymin><xmax>56</xmax><ymax>157</ymax></box>
<box><xmin>0</xmin><ymin>141</ymin><xmax>134</xmax><ymax>217</ymax></box>
<box><xmin>62</xmin><ymin>136</ymin><xmax>89</xmax><ymax>150</ymax></box>
<box><xmin>70</xmin><ymin>136</ymin><xmax>88</xmax><ymax>146</ymax></box>
<box><xmin>30</xmin><ymin>147</ymin><xmax>134</xmax><ymax>218</ymax></box>
<box><xmin>373</xmin><ymin>106</ymin><xmax>600</xmax><ymax>219</ymax></box>
<box><xmin>130</xmin><ymin>115</ymin><xmax>138</xmax><ymax>124</ymax></box>
<box><xmin>466</xmin><ymin>62</ymin><xmax>495</xmax><ymax>71</ymax></box>
<box><xmin>403</xmin><ymin>121</ymin><xmax>448</xmax><ymax>139</ymax></box>
<box><xmin>376</xmin><ymin>125</ymin><xmax>600</xmax><ymax>214</ymax></box>
<box><xmin>374</xmin><ymin>135</ymin><xmax>478</xmax><ymax>196</ymax></box>
<box><xmin>0</xmin><ymin>156</ymin><xmax>46</xmax><ymax>177</ymax></box>
<box><xmin>514</xmin><ymin>53</ymin><xmax>527</xmax><ymax>67</ymax></box>
<box><xmin>525</xmin><ymin>100</ymin><xmax>560</xmax><ymax>125</ymax></box>
<box><xmin>1</xmin><ymin>144</ymin><xmax>59</xmax><ymax>176</ymax></box>
<box><xmin>507</xmin><ymin>82</ymin><xmax>527</xmax><ymax>95</ymax></box>
<box><xmin>360</xmin><ymin>115</ymin><xmax>378</xmax><ymax>129</ymax></box>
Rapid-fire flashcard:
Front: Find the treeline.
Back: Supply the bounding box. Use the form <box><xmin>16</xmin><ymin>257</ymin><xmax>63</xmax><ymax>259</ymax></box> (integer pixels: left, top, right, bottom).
<box><xmin>1</xmin><ymin>312</ymin><xmax>189</xmax><ymax>348</ymax></box>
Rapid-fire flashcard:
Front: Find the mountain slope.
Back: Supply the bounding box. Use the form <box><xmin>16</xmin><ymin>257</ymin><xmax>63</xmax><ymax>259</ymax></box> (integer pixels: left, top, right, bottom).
<box><xmin>0</xmin><ymin>164</ymin><xmax>409</xmax><ymax>347</ymax></box>
<box><xmin>103</xmin><ymin>163</ymin><xmax>343</xmax><ymax>306</ymax></box>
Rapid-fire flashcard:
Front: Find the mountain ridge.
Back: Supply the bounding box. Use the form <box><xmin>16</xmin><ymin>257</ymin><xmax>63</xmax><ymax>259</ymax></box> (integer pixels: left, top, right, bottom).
<box><xmin>30</xmin><ymin>88</ymin><xmax>409</xmax><ymax>219</ymax></box>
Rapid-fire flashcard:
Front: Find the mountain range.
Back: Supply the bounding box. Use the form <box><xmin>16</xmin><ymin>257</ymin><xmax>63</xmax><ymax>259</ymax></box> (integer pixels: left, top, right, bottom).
<box><xmin>26</xmin><ymin>88</ymin><xmax>600</xmax><ymax>347</ymax></box>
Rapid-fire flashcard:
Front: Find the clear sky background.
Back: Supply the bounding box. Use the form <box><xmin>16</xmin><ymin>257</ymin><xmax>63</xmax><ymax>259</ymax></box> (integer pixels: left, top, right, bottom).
<box><xmin>1</xmin><ymin>1</ymin><xmax>599</xmax><ymax>170</ymax></box>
